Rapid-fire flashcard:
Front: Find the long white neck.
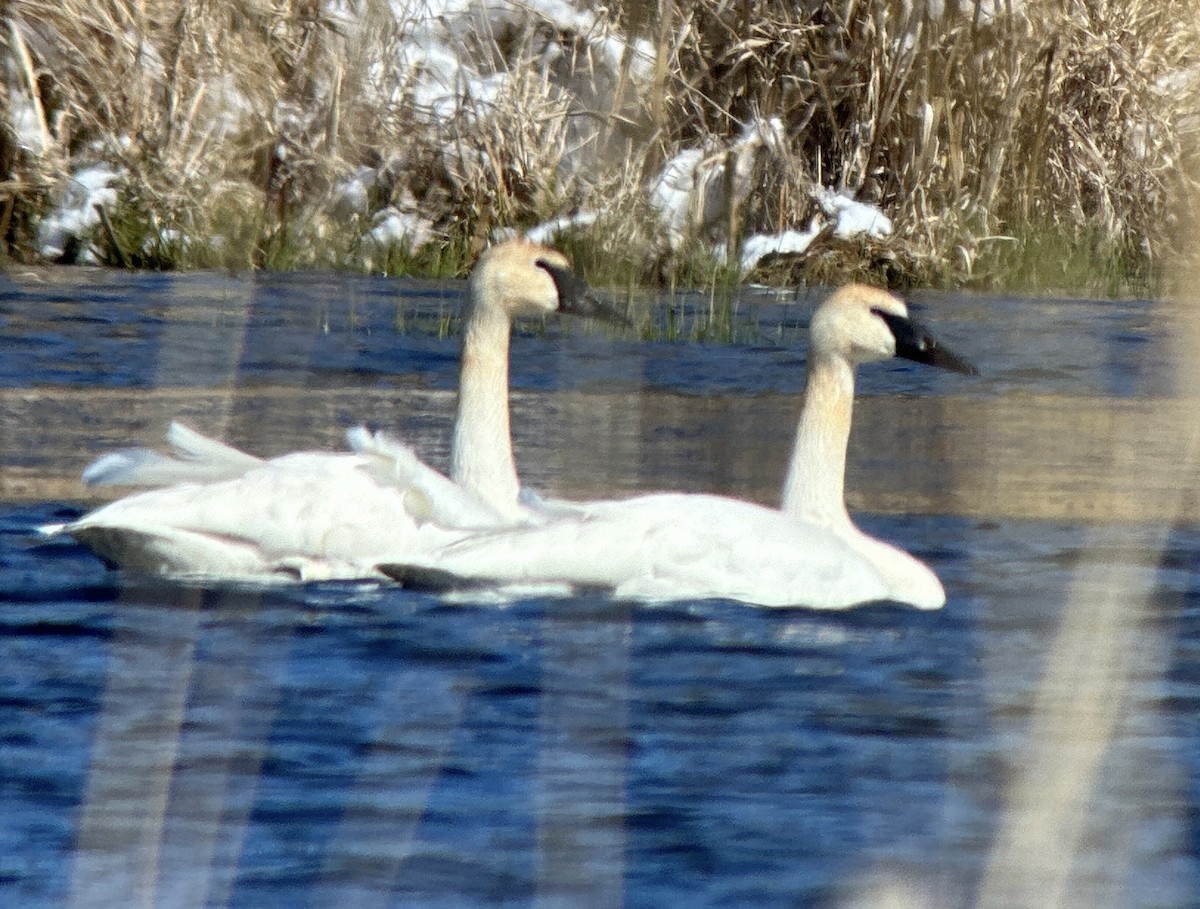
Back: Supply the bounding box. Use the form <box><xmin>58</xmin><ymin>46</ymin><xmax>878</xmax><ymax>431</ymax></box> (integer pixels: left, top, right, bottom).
<box><xmin>780</xmin><ymin>350</ymin><xmax>946</xmax><ymax>609</ymax></box>
<box><xmin>451</xmin><ymin>299</ymin><xmax>522</xmax><ymax>519</ymax></box>
<box><xmin>780</xmin><ymin>352</ymin><xmax>855</xmax><ymax>530</ymax></box>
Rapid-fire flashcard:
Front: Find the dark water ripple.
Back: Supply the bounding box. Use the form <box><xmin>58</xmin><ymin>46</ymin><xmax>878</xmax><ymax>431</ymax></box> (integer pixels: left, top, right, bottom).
<box><xmin>2</xmin><ymin>271</ymin><xmax>1199</xmax><ymax>906</ymax></box>
<box><xmin>4</xmin><ymin>502</ymin><xmax>1200</xmax><ymax>906</ymax></box>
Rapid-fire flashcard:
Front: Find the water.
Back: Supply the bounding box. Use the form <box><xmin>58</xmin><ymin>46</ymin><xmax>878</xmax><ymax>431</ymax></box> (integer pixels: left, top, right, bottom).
<box><xmin>1</xmin><ymin>268</ymin><xmax>1198</xmax><ymax>908</ymax></box>
<box><xmin>0</xmin><ymin>270</ymin><xmax>1174</xmax><ymax>397</ymax></box>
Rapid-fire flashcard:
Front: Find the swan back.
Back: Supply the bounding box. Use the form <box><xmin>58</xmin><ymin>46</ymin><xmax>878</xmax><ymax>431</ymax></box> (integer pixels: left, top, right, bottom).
<box><xmin>380</xmin><ymin>493</ymin><xmax>896</xmax><ymax>609</ymax></box>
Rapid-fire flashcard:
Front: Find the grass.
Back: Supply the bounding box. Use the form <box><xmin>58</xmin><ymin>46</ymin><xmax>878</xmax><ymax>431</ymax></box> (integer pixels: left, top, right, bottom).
<box><xmin>2</xmin><ymin>0</ymin><xmax>1198</xmax><ymax>297</ymax></box>
<box><xmin>968</xmin><ymin>222</ymin><xmax>1164</xmax><ymax>299</ymax></box>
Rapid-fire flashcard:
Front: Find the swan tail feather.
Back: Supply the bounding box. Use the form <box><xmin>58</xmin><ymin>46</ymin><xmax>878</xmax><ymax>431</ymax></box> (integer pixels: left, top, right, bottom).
<box><xmin>164</xmin><ymin>422</ymin><xmax>262</xmax><ymax>471</ymax></box>
<box><xmin>82</xmin><ymin>422</ymin><xmax>263</xmax><ymax>487</ymax></box>
<box><xmin>346</xmin><ymin>426</ymin><xmax>505</xmax><ymax>528</ymax></box>
<box><xmin>346</xmin><ymin>426</ymin><xmax>422</xmax><ymax>482</ymax></box>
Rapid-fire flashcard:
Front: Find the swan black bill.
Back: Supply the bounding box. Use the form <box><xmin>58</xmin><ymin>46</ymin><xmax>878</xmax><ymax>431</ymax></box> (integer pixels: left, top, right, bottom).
<box><xmin>873</xmin><ymin>309</ymin><xmax>979</xmax><ymax>375</ymax></box>
<box><xmin>536</xmin><ymin>258</ymin><xmax>632</xmax><ymax>327</ymax></box>
<box><xmin>379</xmin><ymin>562</ymin><xmax>486</xmax><ymax>591</ymax></box>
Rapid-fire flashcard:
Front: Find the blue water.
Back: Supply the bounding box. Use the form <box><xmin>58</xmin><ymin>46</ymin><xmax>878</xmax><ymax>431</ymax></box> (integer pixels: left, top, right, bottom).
<box><xmin>1</xmin><ymin>270</ymin><xmax>1198</xmax><ymax>907</ymax></box>
<box><xmin>0</xmin><ymin>270</ymin><xmax>1171</xmax><ymax>398</ymax></box>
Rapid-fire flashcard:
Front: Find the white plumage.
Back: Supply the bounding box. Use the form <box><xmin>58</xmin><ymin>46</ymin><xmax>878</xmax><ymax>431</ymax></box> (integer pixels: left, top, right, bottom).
<box><xmin>380</xmin><ymin>284</ymin><xmax>976</xmax><ymax>609</ymax></box>
<box><xmin>49</xmin><ymin>239</ymin><xmax>622</xmax><ymax>581</ymax></box>
<box><xmin>392</xmin><ymin>493</ymin><xmax>892</xmax><ymax>608</ymax></box>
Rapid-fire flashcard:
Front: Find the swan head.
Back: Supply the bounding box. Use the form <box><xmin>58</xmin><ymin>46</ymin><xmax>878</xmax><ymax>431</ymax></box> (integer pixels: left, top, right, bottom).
<box><xmin>470</xmin><ymin>239</ymin><xmax>628</xmax><ymax>325</ymax></box>
<box><xmin>813</xmin><ymin>284</ymin><xmax>977</xmax><ymax>374</ymax></box>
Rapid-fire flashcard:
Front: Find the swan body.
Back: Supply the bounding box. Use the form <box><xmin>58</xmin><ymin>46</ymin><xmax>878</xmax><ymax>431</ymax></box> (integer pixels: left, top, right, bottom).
<box><xmin>380</xmin><ymin>284</ymin><xmax>975</xmax><ymax>609</ymax></box>
<box><xmin>389</xmin><ymin>493</ymin><xmax>893</xmax><ymax>608</ymax></box>
<box><xmin>52</xmin><ymin>239</ymin><xmax>622</xmax><ymax>581</ymax></box>
<box><xmin>62</xmin><ymin>450</ymin><xmax>423</xmax><ymax>580</ymax></box>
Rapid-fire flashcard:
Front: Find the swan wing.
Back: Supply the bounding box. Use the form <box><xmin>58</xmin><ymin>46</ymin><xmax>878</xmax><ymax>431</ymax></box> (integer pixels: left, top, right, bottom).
<box><xmin>65</xmin><ymin>453</ymin><xmax>420</xmax><ymax>581</ymax></box>
<box><xmin>517</xmin><ymin>487</ymin><xmax>587</xmax><ymax>518</ymax></box>
<box><xmin>380</xmin><ymin>494</ymin><xmax>892</xmax><ymax>608</ymax></box>
<box><xmin>82</xmin><ymin>422</ymin><xmax>264</xmax><ymax>487</ymax></box>
<box><xmin>345</xmin><ymin>427</ymin><xmax>506</xmax><ymax>528</ymax></box>
<box><xmin>66</xmin><ymin>427</ymin><xmax>528</xmax><ymax>580</ymax></box>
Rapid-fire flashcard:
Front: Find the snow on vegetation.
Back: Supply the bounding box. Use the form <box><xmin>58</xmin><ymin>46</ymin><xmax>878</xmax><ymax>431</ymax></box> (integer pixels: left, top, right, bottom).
<box><xmin>390</xmin><ymin>0</ymin><xmax>653</xmax><ymax>117</ymax></box>
<box><xmin>369</xmin><ymin>207</ymin><xmax>433</xmax><ymax>250</ymax></box>
<box><xmin>35</xmin><ymin>164</ymin><xmax>118</xmax><ymax>263</ymax></box>
<box><xmin>735</xmin><ymin>225</ymin><xmax>823</xmax><ymax>276</ymax></box>
<box><xmin>1</xmin><ymin>0</ymin><xmax>1197</xmax><ymax>288</ymax></box>
<box><xmin>5</xmin><ymin>0</ymin><xmax>660</xmax><ymax>266</ymax></box>
<box><xmin>817</xmin><ymin>188</ymin><xmax>893</xmax><ymax>242</ymax></box>
<box><xmin>646</xmin><ymin>118</ymin><xmax>787</xmax><ymax>251</ymax></box>
<box><xmin>7</xmin><ymin>89</ymin><xmax>48</xmax><ymax>156</ymax></box>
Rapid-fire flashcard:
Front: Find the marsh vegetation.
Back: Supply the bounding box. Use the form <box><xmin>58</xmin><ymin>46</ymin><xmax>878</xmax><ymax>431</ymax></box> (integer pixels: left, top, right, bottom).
<box><xmin>2</xmin><ymin>0</ymin><xmax>1198</xmax><ymax>295</ymax></box>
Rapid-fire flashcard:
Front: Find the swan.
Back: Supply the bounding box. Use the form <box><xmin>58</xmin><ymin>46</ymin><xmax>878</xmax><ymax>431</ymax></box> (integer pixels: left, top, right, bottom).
<box><xmin>46</xmin><ymin>239</ymin><xmax>626</xmax><ymax>581</ymax></box>
<box><xmin>378</xmin><ymin>284</ymin><xmax>976</xmax><ymax>609</ymax></box>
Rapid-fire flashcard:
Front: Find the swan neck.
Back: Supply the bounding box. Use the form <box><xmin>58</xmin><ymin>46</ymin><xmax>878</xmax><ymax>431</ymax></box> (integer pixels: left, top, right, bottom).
<box><xmin>781</xmin><ymin>352</ymin><xmax>855</xmax><ymax>526</ymax></box>
<box><xmin>451</xmin><ymin>299</ymin><xmax>520</xmax><ymax>516</ymax></box>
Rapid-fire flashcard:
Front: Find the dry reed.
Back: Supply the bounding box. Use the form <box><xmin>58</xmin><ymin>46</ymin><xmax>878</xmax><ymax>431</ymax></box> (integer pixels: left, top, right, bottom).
<box><xmin>1</xmin><ymin>0</ymin><xmax>1197</xmax><ymax>291</ymax></box>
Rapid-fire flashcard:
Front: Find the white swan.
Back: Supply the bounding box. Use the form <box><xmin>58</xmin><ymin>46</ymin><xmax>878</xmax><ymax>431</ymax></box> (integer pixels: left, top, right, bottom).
<box><xmin>379</xmin><ymin>284</ymin><xmax>976</xmax><ymax>609</ymax></box>
<box><xmin>48</xmin><ymin>239</ymin><xmax>625</xmax><ymax>581</ymax></box>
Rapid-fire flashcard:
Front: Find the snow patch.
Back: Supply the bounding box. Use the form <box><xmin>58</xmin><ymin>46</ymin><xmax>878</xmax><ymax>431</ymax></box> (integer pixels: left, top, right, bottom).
<box><xmin>8</xmin><ymin>90</ymin><xmax>49</xmax><ymax>155</ymax></box>
<box><xmin>650</xmin><ymin>117</ymin><xmax>786</xmax><ymax>248</ymax></box>
<box><xmin>816</xmin><ymin>187</ymin><xmax>893</xmax><ymax>240</ymax></box>
<box><xmin>736</xmin><ymin>222</ymin><xmax>824</xmax><ymax>275</ymax></box>
<box><xmin>389</xmin><ymin>0</ymin><xmax>651</xmax><ymax>119</ymax></box>
<box><xmin>369</xmin><ymin>207</ymin><xmax>433</xmax><ymax>249</ymax></box>
<box><xmin>524</xmin><ymin>210</ymin><xmax>602</xmax><ymax>244</ymax></box>
<box><xmin>37</xmin><ymin>164</ymin><xmax>121</xmax><ymax>263</ymax></box>
<box><xmin>736</xmin><ymin>188</ymin><xmax>892</xmax><ymax>275</ymax></box>
<box><xmin>331</xmin><ymin>166</ymin><xmax>378</xmax><ymax>218</ymax></box>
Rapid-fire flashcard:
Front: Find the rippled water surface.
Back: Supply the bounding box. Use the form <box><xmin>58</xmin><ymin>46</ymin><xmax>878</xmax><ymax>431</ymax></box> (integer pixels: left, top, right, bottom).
<box><xmin>1</xmin><ymin>268</ymin><xmax>1198</xmax><ymax>907</ymax></box>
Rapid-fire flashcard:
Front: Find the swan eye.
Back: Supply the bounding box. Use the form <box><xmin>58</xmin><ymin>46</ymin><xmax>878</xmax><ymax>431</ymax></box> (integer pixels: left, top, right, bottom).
<box><xmin>534</xmin><ymin>258</ymin><xmax>579</xmax><ymax>305</ymax></box>
<box><xmin>872</xmin><ymin>306</ymin><xmax>978</xmax><ymax>374</ymax></box>
<box><xmin>870</xmin><ymin>307</ymin><xmax>907</xmax><ymax>335</ymax></box>
<box><xmin>535</xmin><ymin>257</ymin><xmax>631</xmax><ymax>325</ymax></box>
<box><xmin>872</xmin><ymin>306</ymin><xmax>919</xmax><ymax>349</ymax></box>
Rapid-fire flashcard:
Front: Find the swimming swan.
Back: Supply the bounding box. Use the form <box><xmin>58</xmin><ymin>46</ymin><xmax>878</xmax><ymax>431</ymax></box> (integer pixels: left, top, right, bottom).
<box><xmin>379</xmin><ymin>285</ymin><xmax>976</xmax><ymax>609</ymax></box>
<box><xmin>48</xmin><ymin>239</ymin><xmax>625</xmax><ymax>581</ymax></box>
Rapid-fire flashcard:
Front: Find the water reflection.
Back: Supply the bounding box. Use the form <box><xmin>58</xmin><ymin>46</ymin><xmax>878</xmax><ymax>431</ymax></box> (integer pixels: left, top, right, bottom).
<box><xmin>1</xmin><ymin>268</ymin><xmax>1193</xmax><ymax>525</ymax></box>
<box><xmin>3</xmin><ymin>384</ymin><xmax>1196</xmax><ymax>526</ymax></box>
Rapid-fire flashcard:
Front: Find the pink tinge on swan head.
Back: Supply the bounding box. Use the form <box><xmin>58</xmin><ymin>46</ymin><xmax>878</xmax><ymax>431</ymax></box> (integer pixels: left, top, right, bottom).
<box><xmin>470</xmin><ymin>238</ymin><xmax>627</xmax><ymax>325</ymax></box>
<box><xmin>811</xmin><ymin>283</ymin><xmax>976</xmax><ymax>374</ymax></box>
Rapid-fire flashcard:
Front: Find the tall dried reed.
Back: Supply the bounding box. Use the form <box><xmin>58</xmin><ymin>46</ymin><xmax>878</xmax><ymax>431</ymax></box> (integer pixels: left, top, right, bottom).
<box><xmin>1</xmin><ymin>0</ymin><xmax>1196</xmax><ymax>291</ymax></box>
<box><xmin>662</xmin><ymin>0</ymin><xmax>1200</xmax><ymax>287</ymax></box>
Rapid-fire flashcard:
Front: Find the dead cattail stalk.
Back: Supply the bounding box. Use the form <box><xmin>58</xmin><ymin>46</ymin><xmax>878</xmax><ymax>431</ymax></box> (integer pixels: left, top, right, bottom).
<box><xmin>2</xmin><ymin>0</ymin><xmax>1196</xmax><ymax>287</ymax></box>
<box><xmin>92</xmin><ymin>203</ymin><xmax>127</xmax><ymax>267</ymax></box>
<box><xmin>650</xmin><ymin>0</ymin><xmax>676</xmax><ymax>129</ymax></box>
<box><xmin>0</xmin><ymin>193</ymin><xmax>16</xmax><ymax>247</ymax></box>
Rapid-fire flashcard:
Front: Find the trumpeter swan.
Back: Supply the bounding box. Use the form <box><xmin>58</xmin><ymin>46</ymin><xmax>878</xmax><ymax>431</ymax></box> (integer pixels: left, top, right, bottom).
<box><xmin>379</xmin><ymin>284</ymin><xmax>976</xmax><ymax>609</ymax></box>
<box><xmin>48</xmin><ymin>239</ymin><xmax>625</xmax><ymax>581</ymax></box>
